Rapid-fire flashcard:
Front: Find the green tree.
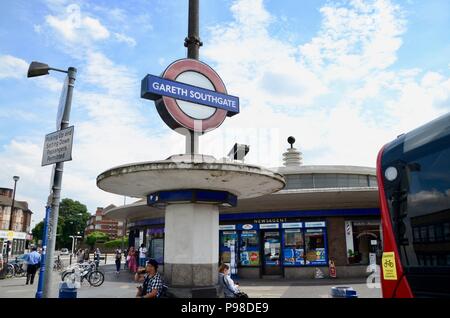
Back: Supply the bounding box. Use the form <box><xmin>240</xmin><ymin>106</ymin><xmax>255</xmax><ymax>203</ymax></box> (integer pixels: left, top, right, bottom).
<box><xmin>85</xmin><ymin>231</ymin><xmax>110</xmax><ymax>250</ymax></box>
<box><xmin>56</xmin><ymin>198</ymin><xmax>90</xmax><ymax>249</ymax></box>
<box><xmin>104</xmin><ymin>237</ymin><xmax>129</xmax><ymax>249</ymax></box>
<box><xmin>31</xmin><ymin>221</ymin><xmax>45</xmax><ymax>245</ymax></box>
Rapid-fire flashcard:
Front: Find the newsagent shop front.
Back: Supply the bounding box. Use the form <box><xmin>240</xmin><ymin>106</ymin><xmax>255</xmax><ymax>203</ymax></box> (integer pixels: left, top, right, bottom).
<box><xmin>219</xmin><ymin>220</ymin><xmax>328</xmax><ymax>278</ymax></box>
<box><xmin>125</xmin><ymin>206</ymin><xmax>381</xmax><ymax>279</ymax></box>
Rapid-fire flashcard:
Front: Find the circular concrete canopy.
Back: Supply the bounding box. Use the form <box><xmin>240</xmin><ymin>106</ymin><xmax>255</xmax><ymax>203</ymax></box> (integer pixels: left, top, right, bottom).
<box><xmin>97</xmin><ymin>154</ymin><xmax>286</xmax><ymax>199</ymax></box>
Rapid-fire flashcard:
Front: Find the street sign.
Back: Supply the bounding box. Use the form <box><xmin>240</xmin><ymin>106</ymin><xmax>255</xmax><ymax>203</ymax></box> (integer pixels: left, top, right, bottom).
<box><xmin>56</xmin><ymin>76</ymin><xmax>69</xmax><ymax>130</ymax></box>
<box><xmin>141</xmin><ymin>58</ymin><xmax>240</xmax><ymax>133</ymax></box>
<box><xmin>41</xmin><ymin>126</ymin><xmax>74</xmax><ymax>166</ymax></box>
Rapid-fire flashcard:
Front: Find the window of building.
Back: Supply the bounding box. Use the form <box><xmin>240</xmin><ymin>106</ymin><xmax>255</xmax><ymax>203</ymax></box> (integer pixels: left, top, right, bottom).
<box><xmin>428</xmin><ymin>225</ymin><xmax>435</xmax><ymax>242</ymax></box>
<box><xmin>444</xmin><ymin>223</ymin><xmax>450</xmax><ymax>241</ymax></box>
<box><xmin>421</xmin><ymin>226</ymin><xmax>428</xmax><ymax>242</ymax></box>
<box><xmin>413</xmin><ymin>227</ymin><xmax>420</xmax><ymax>243</ymax></box>
<box><xmin>304</xmin><ymin>229</ymin><xmax>326</xmax><ymax>265</ymax></box>
<box><xmin>220</xmin><ymin>231</ymin><xmax>237</xmax><ymax>264</ymax></box>
<box><xmin>239</xmin><ymin>230</ymin><xmax>260</xmax><ymax>266</ymax></box>
<box><xmin>149</xmin><ymin>238</ymin><xmax>164</xmax><ymax>264</ymax></box>
<box><xmin>283</xmin><ymin>229</ymin><xmax>304</xmax><ymax>266</ymax></box>
<box><xmin>346</xmin><ymin>221</ymin><xmax>381</xmax><ymax>265</ymax></box>
<box><xmin>435</xmin><ymin>224</ymin><xmax>444</xmax><ymax>241</ymax></box>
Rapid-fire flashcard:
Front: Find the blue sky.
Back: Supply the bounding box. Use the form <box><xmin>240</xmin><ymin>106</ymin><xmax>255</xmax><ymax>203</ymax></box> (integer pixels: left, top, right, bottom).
<box><xmin>1</xmin><ymin>0</ymin><xmax>449</xmax><ymax>226</ymax></box>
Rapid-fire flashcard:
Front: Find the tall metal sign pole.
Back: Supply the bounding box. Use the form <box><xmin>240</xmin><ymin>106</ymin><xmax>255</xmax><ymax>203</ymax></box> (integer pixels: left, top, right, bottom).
<box><xmin>36</xmin><ymin>67</ymin><xmax>77</xmax><ymax>298</ymax></box>
<box><xmin>184</xmin><ymin>0</ymin><xmax>203</xmax><ymax>155</ymax></box>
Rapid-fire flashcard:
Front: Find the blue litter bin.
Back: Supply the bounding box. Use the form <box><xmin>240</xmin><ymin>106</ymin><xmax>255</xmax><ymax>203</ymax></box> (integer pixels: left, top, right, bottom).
<box><xmin>59</xmin><ymin>282</ymin><xmax>77</xmax><ymax>298</ymax></box>
<box><xmin>330</xmin><ymin>286</ymin><xmax>358</xmax><ymax>298</ymax></box>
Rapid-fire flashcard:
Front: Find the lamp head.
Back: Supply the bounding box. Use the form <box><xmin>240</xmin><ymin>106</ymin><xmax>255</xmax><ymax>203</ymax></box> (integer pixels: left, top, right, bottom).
<box><xmin>27</xmin><ymin>61</ymin><xmax>50</xmax><ymax>78</ymax></box>
<box><xmin>13</xmin><ymin>176</ymin><xmax>20</xmax><ymax>182</ymax></box>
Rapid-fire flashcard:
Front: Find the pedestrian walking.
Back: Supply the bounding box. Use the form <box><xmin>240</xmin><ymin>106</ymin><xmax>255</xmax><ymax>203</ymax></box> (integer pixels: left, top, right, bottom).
<box><xmin>123</xmin><ymin>248</ymin><xmax>129</xmax><ymax>269</ymax></box>
<box><xmin>135</xmin><ymin>259</ymin><xmax>164</xmax><ymax>299</ymax></box>
<box><xmin>84</xmin><ymin>248</ymin><xmax>90</xmax><ymax>261</ymax></box>
<box><xmin>0</xmin><ymin>253</ymin><xmax>4</xmax><ymax>277</ymax></box>
<box><xmin>76</xmin><ymin>249</ymin><xmax>84</xmax><ymax>263</ymax></box>
<box><xmin>127</xmin><ymin>247</ymin><xmax>137</xmax><ymax>273</ymax></box>
<box><xmin>138</xmin><ymin>244</ymin><xmax>147</xmax><ymax>267</ymax></box>
<box><xmin>115</xmin><ymin>248</ymin><xmax>122</xmax><ymax>274</ymax></box>
<box><xmin>25</xmin><ymin>246</ymin><xmax>41</xmax><ymax>285</ymax></box>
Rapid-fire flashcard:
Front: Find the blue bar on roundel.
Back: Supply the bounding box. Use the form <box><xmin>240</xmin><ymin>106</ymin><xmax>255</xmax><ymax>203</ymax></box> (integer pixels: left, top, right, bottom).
<box><xmin>141</xmin><ymin>74</ymin><xmax>240</xmax><ymax>116</ymax></box>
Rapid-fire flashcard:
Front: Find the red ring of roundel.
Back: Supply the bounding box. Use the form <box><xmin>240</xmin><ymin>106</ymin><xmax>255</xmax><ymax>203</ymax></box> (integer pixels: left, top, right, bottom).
<box><xmin>161</xmin><ymin>59</ymin><xmax>228</xmax><ymax>133</ymax></box>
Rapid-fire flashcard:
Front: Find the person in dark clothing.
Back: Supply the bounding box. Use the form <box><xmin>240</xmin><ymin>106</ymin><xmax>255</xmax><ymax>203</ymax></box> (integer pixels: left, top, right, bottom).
<box><xmin>115</xmin><ymin>248</ymin><xmax>122</xmax><ymax>274</ymax></box>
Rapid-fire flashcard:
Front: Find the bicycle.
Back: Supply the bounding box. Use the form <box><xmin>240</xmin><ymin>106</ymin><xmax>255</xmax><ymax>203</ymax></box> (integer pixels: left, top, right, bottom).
<box><xmin>12</xmin><ymin>262</ymin><xmax>26</xmax><ymax>277</ymax></box>
<box><xmin>61</xmin><ymin>261</ymin><xmax>104</xmax><ymax>287</ymax></box>
<box><xmin>53</xmin><ymin>258</ymin><xmax>64</xmax><ymax>271</ymax></box>
<box><xmin>5</xmin><ymin>263</ymin><xmax>15</xmax><ymax>278</ymax></box>
<box><xmin>5</xmin><ymin>262</ymin><xmax>26</xmax><ymax>278</ymax></box>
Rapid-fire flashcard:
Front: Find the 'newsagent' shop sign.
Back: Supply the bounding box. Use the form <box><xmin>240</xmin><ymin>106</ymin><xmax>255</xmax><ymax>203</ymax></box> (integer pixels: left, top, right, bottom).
<box><xmin>141</xmin><ymin>58</ymin><xmax>239</xmax><ymax>133</ymax></box>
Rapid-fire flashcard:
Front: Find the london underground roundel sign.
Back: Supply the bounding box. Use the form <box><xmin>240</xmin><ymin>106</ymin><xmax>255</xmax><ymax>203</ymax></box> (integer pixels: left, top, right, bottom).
<box><xmin>141</xmin><ymin>59</ymin><xmax>239</xmax><ymax>133</ymax></box>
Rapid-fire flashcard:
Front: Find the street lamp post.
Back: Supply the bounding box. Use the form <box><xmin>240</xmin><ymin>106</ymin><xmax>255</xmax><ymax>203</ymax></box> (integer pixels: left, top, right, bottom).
<box><xmin>28</xmin><ymin>61</ymin><xmax>77</xmax><ymax>298</ymax></box>
<box><xmin>6</xmin><ymin>176</ymin><xmax>20</xmax><ymax>264</ymax></box>
<box><xmin>69</xmin><ymin>235</ymin><xmax>82</xmax><ymax>255</ymax></box>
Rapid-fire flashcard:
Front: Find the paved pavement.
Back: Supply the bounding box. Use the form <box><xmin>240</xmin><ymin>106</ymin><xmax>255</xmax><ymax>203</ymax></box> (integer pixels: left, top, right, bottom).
<box><xmin>0</xmin><ymin>263</ymin><xmax>381</xmax><ymax>298</ymax></box>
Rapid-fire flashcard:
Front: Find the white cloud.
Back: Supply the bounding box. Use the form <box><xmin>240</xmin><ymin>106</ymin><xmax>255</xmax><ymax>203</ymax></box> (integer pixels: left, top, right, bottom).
<box><xmin>202</xmin><ymin>0</ymin><xmax>450</xmax><ymax>168</ymax></box>
<box><xmin>45</xmin><ymin>4</ymin><xmax>110</xmax><ymax>46</ymax></box>
<box><xmin>0</xmin><ymin>55</ymin><xmax>29</xmax><ymax>79</ymax></box>
<box><xmin>114</xmin><ymin>32</ymin><xmax>137</xmax><ymax>47</ymax></box>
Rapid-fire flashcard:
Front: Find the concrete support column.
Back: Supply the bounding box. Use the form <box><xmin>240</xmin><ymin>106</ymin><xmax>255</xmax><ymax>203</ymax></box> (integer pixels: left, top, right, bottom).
<box><xmin>164</xmin><ymin>203</ymin><xmax>219</xmax><ymax>295</ymax></box>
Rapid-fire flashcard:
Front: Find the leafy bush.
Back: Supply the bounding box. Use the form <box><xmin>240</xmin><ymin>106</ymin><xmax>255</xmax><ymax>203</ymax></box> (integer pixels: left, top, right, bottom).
<box><xmin>85</xmin><ymin>231</ymin><xmax>110</xmax><ymax>249</ymax></box>
<box><xmin>104</xmin><ymin>237</ymin><xmax>128</xmax><ymax>249</ymax></box>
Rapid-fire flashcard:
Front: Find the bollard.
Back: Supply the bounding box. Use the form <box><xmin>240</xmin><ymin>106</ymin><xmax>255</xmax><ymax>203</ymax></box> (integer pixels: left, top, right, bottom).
<box><xmin>69</xmin><ymin>254</ymin><xmax>72</xmax><ymax>265</ymax></box>
<box><xmin>59</xmin><ymin>282</ymin><xmax>77</xmax><ymax>298</ymax></box>
<box><xmin>105</xmin><ymin>253</ymin><xmax>107</xmax><ymax>264</ymax></box>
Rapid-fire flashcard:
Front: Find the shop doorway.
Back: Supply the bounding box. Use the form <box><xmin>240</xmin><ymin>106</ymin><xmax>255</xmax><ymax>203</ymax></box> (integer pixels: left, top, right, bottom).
<box><xmin>261</xmin><ymin>231</ymin><xmax>282</xmax><ymax>276</ymax></box>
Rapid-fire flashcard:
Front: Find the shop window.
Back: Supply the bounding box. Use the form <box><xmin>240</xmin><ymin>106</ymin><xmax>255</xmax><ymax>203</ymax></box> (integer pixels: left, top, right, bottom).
<box><xmin>219</xmin><ymin>231</ymin><xmax>237</xmax><ymax>264</ymax></box>
<box><xmin>283</xmin><ymin>229</ymin><xmax>304</xmax><ymax>266</ymax></box>
<box><xmin>149</xmin><ymin>238</ymin><xmax>164</xmax><ymax>264</ymax></box>
<box><xmin>413</xmin><ymin>227</ymin><xmax>420</xmax><ymax>243</ymax></box>
<box><xmin>444</xmin><ymin>223</ymin><xmax>450</xmax><ymax>241</ymax></box>
<box><xmin>347</xmin><ymin>222</ymin><xmax>381</xmax><ymax>265</ymax></box>
<box><xmin>435</xmin><ymin>224</ymin><xmax>444</xmax><ymax>241</ymax></box>
<box><xmin>304</xmin><ymin>229</ymin><xmax>326</xmax><ymax>265</ymax></box>
<box><xmin>239</xmin><ymin>230</ymin><xmax>260</xmax><ymax>266</ymax></box>
<box><xmin>369</xmin><ymin>176</ymin><xmax>378</xmax><ymax>187</ymax></box>
<box><xmin>263</xmin><ymin>231</ymin><xmax>281</xmax><ymax>266</ymax></box>
<box><xmin>428</xmin><ymin>225</ymin><xmax>435</xmax><ymax>242</ymax></box>
<box><xmin>421</xmin><ymin>226</ymin><xmax>428</xmax><ymax>242</ymax></box>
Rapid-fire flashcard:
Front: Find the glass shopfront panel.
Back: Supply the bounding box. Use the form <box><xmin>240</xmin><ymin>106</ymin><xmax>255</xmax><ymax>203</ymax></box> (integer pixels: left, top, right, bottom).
<box><xmin>305</xmin><ymin>229</ymin><xmax>327</xmax><ymax>265</ymax></box>
<box><xmin>283</xmin><ymin>229</ymin><xmax>304</xmax><ymax>266</ymax></box>
<box><xmin>150</xmin><ymin>238</ymin><xmax>164</xmax><ymax>264</ymax></box>
<box><xmin>219</xmin><ymin>231</ymin><xmax>237</xmax><ymax>264</ymax></box>
<box><xmin>263</xmin><ymin>231</ymin><xmax>281</xmax><ymax>266</ymax></box>
<box><xmin>239</xmin><ymin>230</ymin><xmax>260</xmax><ymax>266</ymax></box>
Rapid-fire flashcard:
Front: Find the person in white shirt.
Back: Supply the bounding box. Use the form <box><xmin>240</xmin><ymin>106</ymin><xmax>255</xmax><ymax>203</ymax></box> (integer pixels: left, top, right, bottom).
<box><xmin>138</xmin><ymin>244</ymin><xmax>148</xmax><ymax>267</ymax></box>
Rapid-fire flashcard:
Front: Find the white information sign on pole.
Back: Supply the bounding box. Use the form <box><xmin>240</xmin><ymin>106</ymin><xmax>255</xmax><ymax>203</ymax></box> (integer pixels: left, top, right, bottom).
<box><xmin>41</xmin><ymin>126</ymin><xmax>74</xmax><ymax>166</ymax></box>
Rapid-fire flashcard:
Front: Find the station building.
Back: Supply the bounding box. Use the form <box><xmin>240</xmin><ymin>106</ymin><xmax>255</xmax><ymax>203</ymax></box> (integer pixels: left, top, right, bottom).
<box><xmin>105</xmin><ymin>144</ymin><xmax>381</xmax><ymax>279</ymax></box>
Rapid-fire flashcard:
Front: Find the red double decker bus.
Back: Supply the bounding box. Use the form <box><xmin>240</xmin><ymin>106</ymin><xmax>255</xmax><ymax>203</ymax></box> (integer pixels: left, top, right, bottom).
<box><xmin>377</xmin><ymin>112</ymin><xmax>450</xmax><ymax>298</ymax></box>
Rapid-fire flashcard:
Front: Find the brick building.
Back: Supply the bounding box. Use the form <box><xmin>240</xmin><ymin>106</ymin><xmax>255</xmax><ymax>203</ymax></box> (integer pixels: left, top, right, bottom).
<box><xmin>0</xmin><ymin>187</ymin><xmax>33</xmax><ymax>256</ymax></box>
<box><xmin>85</xmin><ymin>205</ymin><xmax>124</xmax><ymax>239</ymax></box>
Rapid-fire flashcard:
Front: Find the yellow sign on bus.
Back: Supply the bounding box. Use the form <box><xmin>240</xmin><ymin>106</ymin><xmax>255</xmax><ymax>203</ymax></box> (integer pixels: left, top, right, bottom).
<box><xmin>382</xmin><ymin>252</ymin><xmax>398</xmax><ymax>280</ymax></box>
